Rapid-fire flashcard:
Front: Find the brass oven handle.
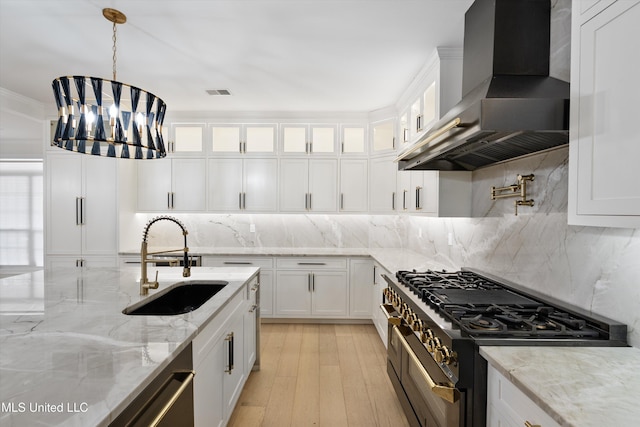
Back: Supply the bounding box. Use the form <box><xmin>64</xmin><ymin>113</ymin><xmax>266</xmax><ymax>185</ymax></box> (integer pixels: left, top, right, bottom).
<box><xmin>393</xmin><ymin>326</ymin><xmax>459</xmax><ymax>404</ymax></box>
<box><xmin>380</xmin><ymin>304</ymin><xmax>401</xmax><ymax>326</ymax></box>
<box><xmin>149</xmin><ymin>370</ymin><xmax>195</xmax><ymax>427</ymax></box>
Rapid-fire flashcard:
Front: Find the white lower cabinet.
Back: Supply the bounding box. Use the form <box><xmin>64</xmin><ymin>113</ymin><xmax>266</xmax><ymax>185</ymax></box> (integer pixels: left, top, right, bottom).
<box><xmin>349</xmin><ymin>258</ymin><xmax>373</xmax><ymax>318</ymax></box>
<box><xmin>371</xmin><ymin>261</ymin><xmax>391</xmax><ymax>346</ymax></box>
<box><xmin>275</xmin><ymin>258</ymin><xmax>348</xmax><ymax>318</ymax></box>
<box><xmin>193</xmin><ymin>289</ymin><xmax>247</xmax><ymax>427</ymax></box>
<box><xmin>487</xmin><ymin>364</ymin><xmax>560</xmax><ymax>427</ymax></box>
<box><xmin>244</xmin><ymin>277</ymin><xmax>259</xmax><ymax>372</ymax></box>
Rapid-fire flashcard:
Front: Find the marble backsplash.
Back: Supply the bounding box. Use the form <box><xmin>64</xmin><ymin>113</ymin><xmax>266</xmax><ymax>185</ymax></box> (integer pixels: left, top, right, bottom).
<box><xmin>405</xmin><ymin>147</ymin><xmax>640</xmax><ymax>347</ymax></box>
<box><xmin>130</xmin><ymin>147</ymin><xmax>639</xmax><ymax>347</ymax></box>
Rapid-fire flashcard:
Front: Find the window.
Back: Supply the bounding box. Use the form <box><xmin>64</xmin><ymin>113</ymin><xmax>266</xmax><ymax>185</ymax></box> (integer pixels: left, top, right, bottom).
<box><xmin>0</xmin><ymin>161</ymin><xmax>43</xmax><ymax>267</ymax></box>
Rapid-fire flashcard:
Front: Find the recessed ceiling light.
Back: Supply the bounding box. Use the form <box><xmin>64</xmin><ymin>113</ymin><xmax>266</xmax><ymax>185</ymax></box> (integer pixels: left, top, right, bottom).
<box><xmin>206</xmin><ymin>89</ymin><xmax>231</xmax><ymax>96</ymax></box>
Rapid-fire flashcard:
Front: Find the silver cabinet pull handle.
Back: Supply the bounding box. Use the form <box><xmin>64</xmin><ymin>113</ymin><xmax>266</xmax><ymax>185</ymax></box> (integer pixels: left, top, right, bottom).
<box><xmin>297</xmin><ymin>262</ymin><xmax>326</xmax><ymax>266</ymax></box>
<box><xmin>76</xmin><ymin>197</ymin><xmax>81</xmax><ymax>225</ymax></box>
<box><xmin>223</xmin><ymin>261</ymin><xmax>253</xmax><ymax>265</ymax></box>
<box><xmin>416</xmin><ymin>186</ymin><xmax>422</xmax><ymax>210</ymax></box>
<box><xmin>80</xmin><ymin>197</ymin><xmax>85</xmax><ymax>225</ymax></box>
<box><xmin>392</xmin><ymin>192</ymin><xmax>396</xmax><ymax>210</ymax></box>
<box><xmin>225</xmin><ymin>332</ymin><xmax>234</xmax><ymax>374</ymax></box>
<box><xmin>340</xmin><ymin>193</ymin><xmax>344</xmax><ymax>210</ymax></box>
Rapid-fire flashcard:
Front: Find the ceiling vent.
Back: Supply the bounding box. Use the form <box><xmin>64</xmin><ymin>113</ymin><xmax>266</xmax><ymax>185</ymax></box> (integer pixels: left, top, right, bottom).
<box><xmin>206</xmin><ymin>89</ymin><xmax>231</xmax><ymax>96</ymax></box>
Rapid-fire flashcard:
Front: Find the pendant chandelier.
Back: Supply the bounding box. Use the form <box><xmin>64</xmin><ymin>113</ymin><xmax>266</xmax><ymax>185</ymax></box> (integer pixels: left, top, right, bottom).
<box><xmin>51</xmin><ymin>8</ymin><xmax>167</xmax><ymax>159</ymax></box>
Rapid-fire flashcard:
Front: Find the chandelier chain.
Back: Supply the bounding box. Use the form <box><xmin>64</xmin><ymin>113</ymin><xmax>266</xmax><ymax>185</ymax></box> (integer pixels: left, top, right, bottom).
<box><xmin>112</xmin><ymin>21</ymin><xmax>117</xmax><ymax>81</ymax></box>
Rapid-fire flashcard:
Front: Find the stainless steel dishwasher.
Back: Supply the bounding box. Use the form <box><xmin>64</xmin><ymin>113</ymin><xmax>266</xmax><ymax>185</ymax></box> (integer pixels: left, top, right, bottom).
<box><xmin>110</xmin><ymin>344</ymin><xmax>194</xmax><ymax>427</ymax></box>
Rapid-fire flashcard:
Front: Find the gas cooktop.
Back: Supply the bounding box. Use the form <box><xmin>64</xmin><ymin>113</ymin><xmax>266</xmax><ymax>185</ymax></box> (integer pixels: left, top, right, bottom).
<box><xmin>395</xmin><ymin>269</ymin><xmax>618</xmax><ymax>339</ymax></box>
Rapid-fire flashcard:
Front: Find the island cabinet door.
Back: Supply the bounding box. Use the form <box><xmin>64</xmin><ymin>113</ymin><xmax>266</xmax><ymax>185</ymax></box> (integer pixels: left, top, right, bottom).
<box><xmin>193</xmin><ymin>292</ymin><xmax>245</xmax><ymax>427</ymax></box>
<box><xmin>193</xmin><ymin>336</ymin><xmax>225</xmax><ymax>427</ymax></box>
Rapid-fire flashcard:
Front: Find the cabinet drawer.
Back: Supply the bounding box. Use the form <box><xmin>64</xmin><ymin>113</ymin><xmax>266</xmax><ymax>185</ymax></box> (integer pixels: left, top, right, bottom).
<box><xmin>276</xmin><ymin>257</ymin><xmax>347</xmax><ymax>270</ymax></box>
<box><xmin>204</xmin><ymin>256</ymin><xmax>273</xmax><ymax>269</ymax></box>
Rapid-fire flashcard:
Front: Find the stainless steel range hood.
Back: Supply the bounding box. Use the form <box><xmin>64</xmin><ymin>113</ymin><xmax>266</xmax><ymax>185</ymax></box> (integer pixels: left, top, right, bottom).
<box><xmin>397</xmin><ymin>0</ymin><xmax>569</xmax><ymax>171</ymax></box>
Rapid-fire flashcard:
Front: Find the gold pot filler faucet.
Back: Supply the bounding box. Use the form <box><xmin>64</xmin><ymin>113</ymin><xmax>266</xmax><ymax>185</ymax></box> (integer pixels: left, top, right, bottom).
<box><xmin>140</xmin><ymin>216</ymin><xmax>191</xmax><ymax>295</ymax></box>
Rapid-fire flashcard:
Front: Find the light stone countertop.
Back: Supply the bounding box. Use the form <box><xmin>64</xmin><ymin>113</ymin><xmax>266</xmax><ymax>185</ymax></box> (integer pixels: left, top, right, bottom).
<box><xmin>0</xmin><ymin>266</ymin><xmax>259</xmax><ymax>427</ymax></box>
<box><xmin>480</xmin><ymin>346</ymin><xmax>640</xmax><ymax>427</ymax></box>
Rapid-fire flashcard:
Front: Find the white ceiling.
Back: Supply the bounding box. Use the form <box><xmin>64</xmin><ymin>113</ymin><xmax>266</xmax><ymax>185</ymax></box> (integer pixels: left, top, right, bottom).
<box><xmin>0</xmin><ymin>0</ymin><xmax>472</xmax><ymax>115</ymax></box>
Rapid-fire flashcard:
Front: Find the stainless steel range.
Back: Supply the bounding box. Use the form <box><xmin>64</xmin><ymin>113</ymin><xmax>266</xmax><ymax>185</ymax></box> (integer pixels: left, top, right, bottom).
<box><xmin>381</xmin><ymin>268</ymin><xmax>627</xmax><ymax>427</ymax></box>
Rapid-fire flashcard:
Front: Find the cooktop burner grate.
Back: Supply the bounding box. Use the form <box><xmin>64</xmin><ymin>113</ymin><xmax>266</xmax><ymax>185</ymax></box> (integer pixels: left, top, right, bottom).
<box><xmin>395</xmin><ymin>269</ymin><xmax>607</xmax><ymax>339</ymax></box>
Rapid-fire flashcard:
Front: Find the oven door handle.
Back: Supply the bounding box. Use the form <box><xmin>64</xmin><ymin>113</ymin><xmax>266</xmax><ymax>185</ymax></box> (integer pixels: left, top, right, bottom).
<box><xmin>380</xmin><ymin>304</ymin><xmax>402</xmax><ymax>326</ymax></box>
<box><xmin>393</xmin><ymin>326</ymin><xmax>460</xmax><ymax>404</ymax></box>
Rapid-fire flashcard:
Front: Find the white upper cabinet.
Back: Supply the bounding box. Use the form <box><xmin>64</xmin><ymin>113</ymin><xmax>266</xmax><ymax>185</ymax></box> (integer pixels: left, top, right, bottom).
<box><xmin>281</xmin><ymin>124</ymin><xmax>337</xmax><ymax>154</ymax></box>
<box><xmin>279</xmin><ymin>158</ymin><xmax>337</xmax><ymax>212</ymax></box>
<box><xmin>568</xmin><ymin>0</ymin><xmax>640</xmax><ymax>228</ymax></box>
<box><xmin>340</xmin><ymin>124</ymin><xmax>367</xmax><ymax>154</ymax></box>
<box><xmin>168</xmin><ymin>123</ymin><xmax>205</xmax><ymax>155</ymax></box>
<box><xmin>371</xmin><ymin>119</ymin><xmax>396</xmax><ymax>153</ymax></box>
<box><xmin>396</xmin><ymin>169</ymin><xmax>471</xmax><ymax>216</ymax></box>
<box><xmin>210</xmin><ymin>124</ymin><xmax>277</xmax><ymax>155</ymax></box>
<box><xmin>208</xmin><ymin>158</ymin><xmax>277</xmax><ymax>212</ymax></box>
<box><xmin>397</xmin><ymin>47</ymin><xmax>463</xmax><ymax>146</ymax></box>
<box><xmin>137</xmin><ymin>158</ymin><xmax>206</xmax><ymax>211</ymax></box>
<box><xmin>339</xmin><ymin>159</ymin><xmax>368</xmax><ymax>212</ymax></box>
<box><xmin>370</xmin><ymin>156</ymin><xmax>398</xmax><ymax>213</ymax></box>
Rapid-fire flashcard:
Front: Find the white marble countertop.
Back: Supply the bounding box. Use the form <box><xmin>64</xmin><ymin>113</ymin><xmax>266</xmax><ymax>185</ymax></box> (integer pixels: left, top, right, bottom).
<box><xmin>0</xmin><ymin>266</ymin><xmax>259</xmax><ymax>427</ymax></box>
<box><xmin>480</xmin><ymin>346</ymin><xmax>640</xmax><ymax>427</ymax></box>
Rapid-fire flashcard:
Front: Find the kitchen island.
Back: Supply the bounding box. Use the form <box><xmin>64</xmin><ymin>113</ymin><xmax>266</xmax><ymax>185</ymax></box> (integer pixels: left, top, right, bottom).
<box><xmin>0</xmin><ymin>266</ymin><xmax>259</xmax><ymax>426</ymax></box>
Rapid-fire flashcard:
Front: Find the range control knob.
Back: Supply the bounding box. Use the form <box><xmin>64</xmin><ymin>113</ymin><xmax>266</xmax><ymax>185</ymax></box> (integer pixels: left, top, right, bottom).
<box><xmin>434</xmin><ymin>346</ymin><xmax>457</xmax><ymax>365</ymax></box>
<box><xmin>421</xmin><ymin>328</ymin><xmax>434</xmax><ymax>343</ymax></box>
<box><xmin>401</xmin><ymin>303</ymin><xmax>411</xmax><ymax>319</ymax></box>
<box><xmin>426</xmin><ymin>337</ymin><xmax>441</xmax><ymax>353</ymax></box>
<box><xmin>412</xmin><ymin>318</ymin><xmax>423</xmax><ymax>332</ymax></box>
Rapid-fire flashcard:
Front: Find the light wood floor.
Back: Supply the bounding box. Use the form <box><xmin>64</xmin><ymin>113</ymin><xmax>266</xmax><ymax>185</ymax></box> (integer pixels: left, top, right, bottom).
<box><xmin>228</xmin><ymin>323</ymin><xmax>410</xmax><ymax>427</ymax></box>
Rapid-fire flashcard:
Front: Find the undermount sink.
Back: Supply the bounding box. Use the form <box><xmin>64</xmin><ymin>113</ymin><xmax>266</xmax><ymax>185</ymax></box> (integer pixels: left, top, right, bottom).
<box><xmin>123</xmin><ymin>280</ymin><xmax>228</xmax><ymax>315</ymax></box>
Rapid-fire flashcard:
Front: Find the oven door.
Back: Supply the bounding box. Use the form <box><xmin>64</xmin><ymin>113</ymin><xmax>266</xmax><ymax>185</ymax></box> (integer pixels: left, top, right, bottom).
<box><xmin>393</xmin><ymin>325</ymin><xmax>463</xmax><ymax>427</ymax></box>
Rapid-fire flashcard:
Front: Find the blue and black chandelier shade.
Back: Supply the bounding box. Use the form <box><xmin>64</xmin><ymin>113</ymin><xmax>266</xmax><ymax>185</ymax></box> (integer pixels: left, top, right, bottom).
<box><xmin>51</xmin><ymin>76</ymin><xmax>167</xmax><ymax>159</ymax></box>
<box><xmin>50</xmin><ymin>8</ymin><xmax>167</xmax><ymax>160</ymax></box>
